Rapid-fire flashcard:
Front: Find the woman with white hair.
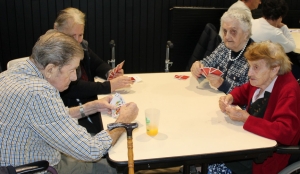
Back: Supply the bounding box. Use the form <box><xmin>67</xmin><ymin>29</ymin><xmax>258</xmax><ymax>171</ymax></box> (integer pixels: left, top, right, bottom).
<box><xmin>191</xmin><ymin>9</ymin><xmax>253</xmax><ymax>94</ymax></box>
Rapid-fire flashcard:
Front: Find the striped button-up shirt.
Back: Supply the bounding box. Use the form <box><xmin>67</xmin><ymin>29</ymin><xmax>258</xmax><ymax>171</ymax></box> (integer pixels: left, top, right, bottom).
<box><xmin>0</xmin><ymin>60</ymin><xmax>112</xmax><ymax>167</ymax></box>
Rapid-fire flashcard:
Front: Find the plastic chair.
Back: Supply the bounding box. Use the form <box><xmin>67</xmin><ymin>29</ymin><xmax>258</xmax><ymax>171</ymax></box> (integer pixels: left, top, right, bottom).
<box><xmin>0</xmin><ymin>160</ymin><xmax>58</xmax><ymax>174</ymax></box>
<box><xmin>7</xmin><ymin>57</ymin><xmax>29</xmax><ymax>69</ymax></box>
<box><xmin>186</xmin><ymin>23</ymin><xmax>222</xmax><ymax>71</ymax></box>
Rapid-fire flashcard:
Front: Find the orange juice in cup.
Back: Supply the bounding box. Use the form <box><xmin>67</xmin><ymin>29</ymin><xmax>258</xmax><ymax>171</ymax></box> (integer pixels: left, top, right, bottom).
<box><xmin>145</xmin><ymin>108</ymin><xmax>160</xmax><ymax>136</ymax></box>
<box><xmin>146</xmin><ymin>126</ymin><xmax>158</xmax><ymax>136</ymax></box>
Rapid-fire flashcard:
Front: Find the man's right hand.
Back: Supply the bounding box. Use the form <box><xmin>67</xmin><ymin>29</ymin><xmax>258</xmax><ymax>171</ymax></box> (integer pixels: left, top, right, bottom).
<box><xmin>190</xmin><ymin>61</ymin><xmax>204</xmax><ymax>78</ymax></box>
<box><xmin>116</xmin><ymin>102</ymin><xmax>139</xmax><ymax>123</ymax></box>
<box><xmin>107</xmin><ymin>102</ymin><xmax>138</xmax><ymax>145</ymax></box>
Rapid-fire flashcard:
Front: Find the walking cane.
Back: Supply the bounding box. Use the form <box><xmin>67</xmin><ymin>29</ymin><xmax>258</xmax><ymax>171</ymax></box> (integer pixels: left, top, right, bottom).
<box><xmin>107</xmin><ymin>122</ymin><xmax>138</xmax><ymax>174</ymax></box>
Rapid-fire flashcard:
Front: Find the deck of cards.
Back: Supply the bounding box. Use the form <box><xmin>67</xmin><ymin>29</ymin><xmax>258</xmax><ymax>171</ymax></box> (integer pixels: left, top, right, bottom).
<box><xmin>201</xmin><ymin>67</ymin><xmax>223</xmax><ymax>77</ymax></box>
<box><xmin>107</xmin><ymin>60</ymin><xmax>125</xmax><ymax>80</ymax></box>
<box><xmin>110</xmin><ymin>93</ymin><xmax>126</xmax><ymax>118</ymax></box>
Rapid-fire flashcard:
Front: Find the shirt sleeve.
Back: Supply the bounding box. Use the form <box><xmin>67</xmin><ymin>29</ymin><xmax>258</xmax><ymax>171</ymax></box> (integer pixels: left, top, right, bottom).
<box><xmin>60</xmin><ymin>80</ymin><xmax>111</xmax><ymax>99</ymax></box>
<box><xmin>88</xmin><ymin>48</ymin><xmax>112</xmax><ymax>79</ymax></box>
<box><xmin>278</xmin><ymin>25</ymin><xmax>296</xmax><ymax>53</ymax></box>
<box><xmin>30</xmin><ymin>89</ymin><xmax>112</xmax><ymax>161</ymax></box>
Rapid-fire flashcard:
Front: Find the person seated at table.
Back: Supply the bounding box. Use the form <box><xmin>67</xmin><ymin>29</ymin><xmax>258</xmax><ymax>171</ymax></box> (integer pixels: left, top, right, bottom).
<box><xmin>218</xmin><ymin>0</ymin><xmax>261</xmax><ymax>37</ymax></box>
<box><xmin>219</xmin><ymin>41</ymin><xmax>300</xmax><ymax>174</ymax></box>
<box><xmin>251</xmin><ymin>0</ymin><xmax>295</xmax><ymax>53</ymax></box>
<box><xmin>54</xmin><ymin>7</ymin><xmax>133</xmax><ymax>134</ymax></box>
<box><xmin>0</xmin><ymin>29</ymin><xmax>139</xmax><ymax>174</ymax></box>
<box><xmin>191</xmin><ymin>9</ymin><xmax>253</xmax><ymax>94</ymax></box>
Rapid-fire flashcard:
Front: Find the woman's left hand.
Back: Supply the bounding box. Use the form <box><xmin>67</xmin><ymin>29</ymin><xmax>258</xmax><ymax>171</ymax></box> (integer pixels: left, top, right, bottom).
<box><xmin>225</xmin><ymin>105</ymin><xmax>250</xmax><ymax>123</ymax></box>
<box><xmin>207</xmin><ymin>74</ymin><xmax>224</xmax><ymax>89</ymax></box>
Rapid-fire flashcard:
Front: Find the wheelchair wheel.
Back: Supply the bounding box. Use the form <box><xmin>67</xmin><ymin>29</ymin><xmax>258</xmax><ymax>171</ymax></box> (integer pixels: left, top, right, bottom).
<box><xmin>279</xmin><ymin>161</ymin><xmax>300</xmax><ymax>174</ymax></box>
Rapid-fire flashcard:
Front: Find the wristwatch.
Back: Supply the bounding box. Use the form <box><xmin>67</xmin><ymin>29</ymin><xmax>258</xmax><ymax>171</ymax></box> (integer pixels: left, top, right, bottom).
<box><xmin>76</xmin><ymin>99</ymin><xmax>86</xmax><ymax>118</ymax></box>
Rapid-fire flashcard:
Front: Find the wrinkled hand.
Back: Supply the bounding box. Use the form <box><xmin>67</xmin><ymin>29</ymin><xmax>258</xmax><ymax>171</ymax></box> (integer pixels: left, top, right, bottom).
<box><xmin>110</xmin><ymin>76</ymin><xmax>133</xmax><ymax>92</ymax></box>
<box><xmin>113</xmin><ymin>69</ymin><xmax>124</xmax><ymax>78</ymax></box>
<box><xmin>116</xmin><ymin>102</ymin><xmax>139</xmax><ymax>123</ymax></box>
<box><xmin>207</xmin><ymin>74</ymin><xmax>224</xmax><ymax>89</ymax></box>
<box><xmin>94</xmin><ymin>95</ymin><xmax>116</xmax><ymax>114</ymax></box>
<box><xmin>190</xmin><ymin>61</ymin><xmax>204</xmax><ymax>78</ymax></box>
<box><xmin>219</xmin><ymin>94</ymin><xmax>233</xmax><ymax>112</ymax></box>
<box><xmin>225</xmin><ymin>105</ymin><xmax>249</xmax><ymax>122</ymax></box>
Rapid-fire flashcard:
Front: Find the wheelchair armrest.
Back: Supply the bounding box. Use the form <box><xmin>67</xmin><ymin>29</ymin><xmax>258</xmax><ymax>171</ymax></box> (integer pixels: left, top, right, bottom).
<box><xmin>277</xmin><ymin>145</ymin><xmax>300</xmax><ymax>154</ymax></box>
<box><xmin>15</xmin><ymin>160</ymin><xmax>49</xmax><ymax>174</ymax></box>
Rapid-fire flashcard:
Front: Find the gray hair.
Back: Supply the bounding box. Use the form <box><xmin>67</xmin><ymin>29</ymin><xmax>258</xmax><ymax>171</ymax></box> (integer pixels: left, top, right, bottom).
<box><xmin>31</xmin><ymin>29</ymin><xmax>84</xmax><ymax>69</ymax></box>
<box><xmin>54</xmin><ymin>7</ymin><xmax>85</xmax><ymax>31</ymax></box>
<box><xmin>220</xmin><ymin>9</ymin><xmax>252</xmax><ymax>39</ymax></box>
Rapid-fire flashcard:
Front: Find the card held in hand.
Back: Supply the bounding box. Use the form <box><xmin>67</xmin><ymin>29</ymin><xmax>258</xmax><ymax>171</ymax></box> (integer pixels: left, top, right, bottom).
<box><xmin>200</xmin><ymin>67</ymin><xmax>223</xmax><ymax>77</ymax></box>
<box><xmin>110</xmin><ymin>93</ymin><xmax>126</xmax><ymax>118</ymax></box>
<box><xmin>107</xmin><ymin>60</ymin><xmax>125</xmax><ymax>80</ymax></box>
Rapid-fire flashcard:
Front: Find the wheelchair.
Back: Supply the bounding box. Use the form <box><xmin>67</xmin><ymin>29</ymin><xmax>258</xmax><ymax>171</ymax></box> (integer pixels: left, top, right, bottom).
<box><xmin>0</xmin><ymin>160</ymin><xmax>57</xmax><ymax>174</ymax></box>
<box><xmin>277</xmin><ymin>144</ymin><xmax>300</xmax><ymax>174</ymax></box>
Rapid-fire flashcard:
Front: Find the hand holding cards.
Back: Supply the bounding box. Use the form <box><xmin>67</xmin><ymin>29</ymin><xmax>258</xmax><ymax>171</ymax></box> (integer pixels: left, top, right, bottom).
<box><xmin>107</xmin><ymin>60</ymin><xmax>125</xmax><ymax>80</ymax></box>
<box><xmin>201</xmin><ymin>67</ymin><xmax>223</xmax><ymax>77</ymax></box>
<box><xmin>110</xmin><ymin>93</ymin><xmax>126</xmax><ymax>118</ymax></box>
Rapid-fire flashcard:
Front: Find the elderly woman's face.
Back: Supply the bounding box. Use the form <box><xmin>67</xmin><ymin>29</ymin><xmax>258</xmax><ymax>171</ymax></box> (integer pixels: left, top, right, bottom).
<box><xmin>222</xmin><ymin>19</ymin><xmax>248</xmax><ymax>52</ymax></box>
<box><xmin>248</xmin><ymin>59</ymin><xmax>279</xmax><ymax>90</ymax></box>
<box><xmin>61</xmin><ymin>22</ymin><xmax>84</xmax><ymax>44</ymax></box>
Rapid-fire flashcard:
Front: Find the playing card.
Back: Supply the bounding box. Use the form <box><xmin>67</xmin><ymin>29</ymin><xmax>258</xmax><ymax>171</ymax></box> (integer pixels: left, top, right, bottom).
<box><xmin>174</xmin><ymin>75</ymin><xmax>189</xmax><ymax>80</ymax></box>
<box><xmin>107</xmin><ymin>60</ymin><xmax>125</xmax><ymax>80</ymax></box>
<box><xmin>201</xmin><ymin>67</ymin><xmax>210</xmax><ymax>77</ymax></box>
<box><xmin>131</xmin><ymin>75</ymin><xmax>142</xmax><ymax>83</ymax></box>
<box><xmin>209</xmin><ymin>67</ymin><xmax>223</xmax><ymax>76</ymax></box>
<box><xmin>110</xmin><ymin>93</ymin><xmax>126</xmax><ymax>118</ymax></box>
<box><xmin>116</xmin><ymin>60</ymin><xmax>125</xmax><ymax>72</ymax></box>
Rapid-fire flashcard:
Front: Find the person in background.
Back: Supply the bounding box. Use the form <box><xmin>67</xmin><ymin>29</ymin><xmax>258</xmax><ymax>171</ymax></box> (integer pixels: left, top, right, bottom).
<box><xmin>0</xmin><ymin>29</ymin><xmax>139</xmax><ymax>173</ymax></box>
<box><xmin>218</xmin><ymin>0</ymin><xmax>261</xmax><ymax>37</ymax></box>
<box><xmin>228</xmin><ymin>0</ymin><xmax>261</xmax><ymax>19</ymax></box>
<box><xmin>219</xmin><ymin>41</ymin><xmax>300</xmax><ymax>174</ymax></box>
<box><xmin>54</xmin><ymin>7</ymin><xmax>133</xmax><ymax>134</ymax></box>
<box><xmin>251</xmin><ymin>0</ymin><xmax>295</xmax><ymax>53</ymax></box>
<box><xmin>250</xmin><ymin>0</ymin><xmax>300</xmax><ymax>79</ymax></box>
<box><xmin>190</xmin><ymin>9</ymin><xmax>253</xmax><ymax>94</ymax></box>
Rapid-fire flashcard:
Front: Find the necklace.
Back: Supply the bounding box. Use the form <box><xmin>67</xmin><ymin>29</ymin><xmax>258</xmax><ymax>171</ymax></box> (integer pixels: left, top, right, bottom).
<box><xmin>228</xmin><ymin>40</ymin><xmax>248</xmax><ymax>61</ymax></box>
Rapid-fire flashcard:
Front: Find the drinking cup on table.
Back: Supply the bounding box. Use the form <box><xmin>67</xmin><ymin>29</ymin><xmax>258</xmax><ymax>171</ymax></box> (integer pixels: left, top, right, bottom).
<box><xmin>145</xmin><ymin>108</ymin><xmax>160</xmax><ymax>136</ymax></box>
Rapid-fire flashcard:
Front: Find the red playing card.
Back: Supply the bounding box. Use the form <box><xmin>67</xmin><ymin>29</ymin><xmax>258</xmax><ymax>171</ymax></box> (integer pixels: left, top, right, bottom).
<box><xmin>107</xmin><ymin>61</ymin><xmax>125</xmax><ymax>80</ymax></box>
<box><xmin>201</xmin><ymin>67</ymin><xmax>210</xmax><ymax>77</ymax></box>
<box><xmin>209</xmin><ymin>68</ymin><xmax>223</xmax><ymax>76</ymax></box>
<box><xmin>116</xmin><ymin>60</ymin><xmax>125</xmax><ymax>73</ymax></box>
<box><xmin>174</xmin><ymin>75</ymin><xmax>189</xmax><ymax>80</ymax></box>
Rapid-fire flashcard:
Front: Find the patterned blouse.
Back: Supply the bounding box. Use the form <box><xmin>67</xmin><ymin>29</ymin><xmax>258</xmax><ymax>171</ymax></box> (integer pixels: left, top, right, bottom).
<box><xmin>201</xmin><ymin>39</ymin><xmax>253</xmax><ymax>94</ymax></box>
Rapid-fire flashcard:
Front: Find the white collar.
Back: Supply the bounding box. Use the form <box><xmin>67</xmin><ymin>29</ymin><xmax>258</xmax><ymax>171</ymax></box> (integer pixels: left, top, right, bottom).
<box><xmin>252</xmin><ymin>76</ymin><xmax>278</xmax><ymax>102</ymax></box>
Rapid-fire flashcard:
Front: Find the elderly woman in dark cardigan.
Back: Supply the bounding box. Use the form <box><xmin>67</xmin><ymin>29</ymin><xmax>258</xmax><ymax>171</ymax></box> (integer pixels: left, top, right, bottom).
<box><xmin>190</xmin><ymin>9</ymin><xmax>253</xmax><ymax>94</ymax></box>
<box><xmin>219</xmin><ymin>41</ymin><xmax>300</xmax><ymax>174</ymax></box>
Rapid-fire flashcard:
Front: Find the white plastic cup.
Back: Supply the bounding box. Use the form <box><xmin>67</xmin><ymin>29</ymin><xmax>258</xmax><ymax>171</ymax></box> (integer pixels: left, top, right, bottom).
<box><xmin>145</xmin><ymin>108</ymin><xmax>160</xmax><ymax>136</ymax></box>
